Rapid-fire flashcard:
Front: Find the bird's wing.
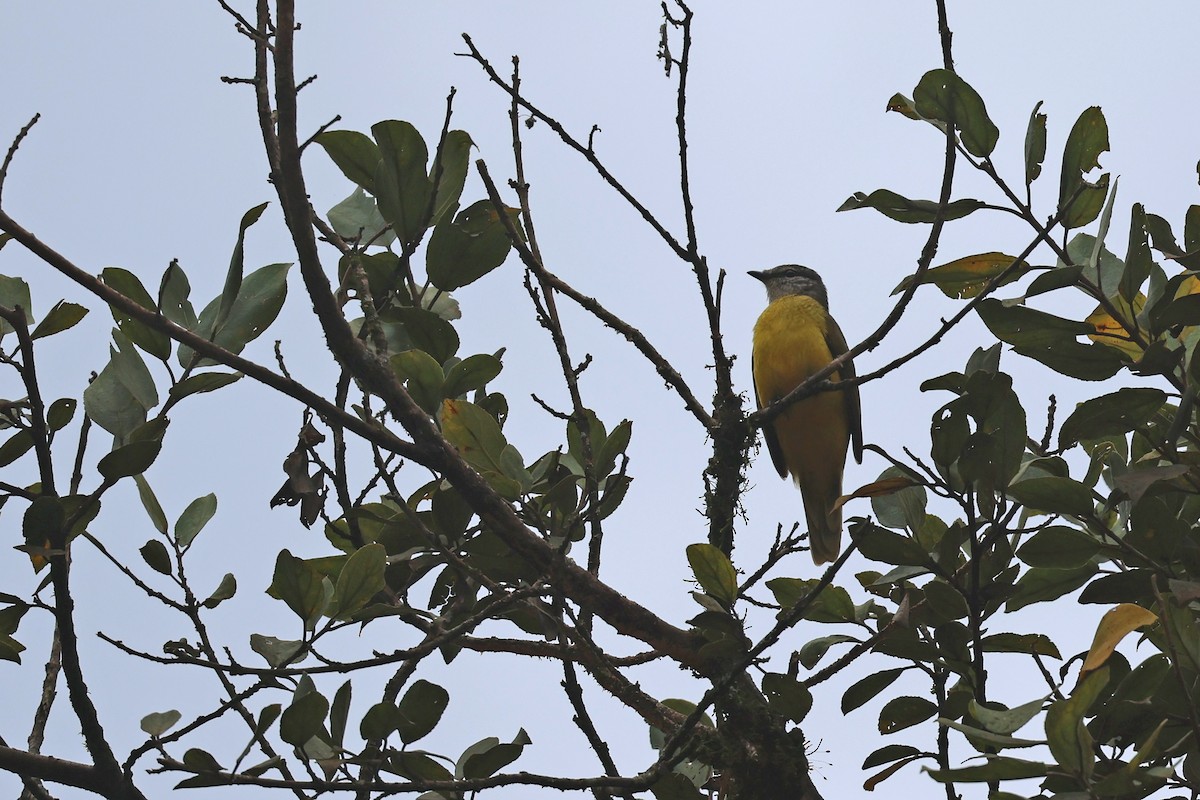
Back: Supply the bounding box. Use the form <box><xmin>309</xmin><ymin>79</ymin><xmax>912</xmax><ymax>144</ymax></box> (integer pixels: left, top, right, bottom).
<box><xmin>825</xmin><ymin>316</ymin><xmax>864</xmax><ymax>464</ymax></box>
<box><xmin>752</xmin><ymin>351</ymin><xmax>789</xmax><ymax>478</ymax></box>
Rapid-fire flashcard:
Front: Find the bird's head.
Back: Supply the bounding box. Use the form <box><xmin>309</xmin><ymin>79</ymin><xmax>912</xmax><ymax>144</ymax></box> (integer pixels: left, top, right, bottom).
<box><xmin>748</xmin><ymin>264</ymin><xmax>829</xmax><ymax>308</ymax></box>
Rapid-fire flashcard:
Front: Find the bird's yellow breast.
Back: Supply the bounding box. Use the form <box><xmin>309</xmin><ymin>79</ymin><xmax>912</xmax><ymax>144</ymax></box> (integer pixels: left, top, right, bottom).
<box><xmin>752</xmin><ymin>295</ymin><xmax>837</xmax><ymax>404</ymax></box>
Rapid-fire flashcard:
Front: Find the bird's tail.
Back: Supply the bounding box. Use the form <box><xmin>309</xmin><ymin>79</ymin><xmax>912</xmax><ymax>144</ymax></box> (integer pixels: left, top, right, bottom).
<box><xmin>802</xmin><ymin>485</ymin><xmax>842</xmax><ymax>566</ymax></box>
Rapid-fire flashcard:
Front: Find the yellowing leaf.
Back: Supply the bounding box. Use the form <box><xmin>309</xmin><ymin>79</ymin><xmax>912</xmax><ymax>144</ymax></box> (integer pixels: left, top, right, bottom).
<box><xmin>832</xmin><ymin>476</ymin><xmax>917</xmax><ymax>513</ymax></box>
<box><xmin>1078</xmin><ymin>603</ymin><xmax>1158</xmax><ymax>679</ymax></box>
<box><xmin>893</xmin><ymin>252</ymin><xmax>1029</xmax><ymax>299</ymax></box>
<box><xmin>1085</xmin><ymin>293</ymin><xmax>1146</xmax><ymax>360</ymax></box>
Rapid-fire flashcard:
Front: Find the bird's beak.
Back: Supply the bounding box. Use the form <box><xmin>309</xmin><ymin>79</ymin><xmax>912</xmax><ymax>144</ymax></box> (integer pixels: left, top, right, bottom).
<box><xmin>747</xmin><ymin>270</ymin><xmax>766</xmax><ymax>283</ymax></box>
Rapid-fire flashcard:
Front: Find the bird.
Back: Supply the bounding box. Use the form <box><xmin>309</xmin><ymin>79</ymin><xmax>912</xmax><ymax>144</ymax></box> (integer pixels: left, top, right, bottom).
<box><xmin>750</xmin><ymin>265</ymin><xmax>863</xmax><ymax>564</ymax></box>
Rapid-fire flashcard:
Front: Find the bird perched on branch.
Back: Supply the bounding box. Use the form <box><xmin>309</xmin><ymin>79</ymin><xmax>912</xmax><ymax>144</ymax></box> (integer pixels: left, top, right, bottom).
<box><xmin>750</xmin><ymin>265</ymin><xmax>863</xmax><ymax>564</ymax></box>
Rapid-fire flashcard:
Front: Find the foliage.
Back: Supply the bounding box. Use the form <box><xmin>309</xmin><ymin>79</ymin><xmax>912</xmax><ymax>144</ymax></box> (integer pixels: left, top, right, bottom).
<box><xmin>0</xmin><ymin>2</ymin><xmax>1196</xmax><ymax>800</ymax></box>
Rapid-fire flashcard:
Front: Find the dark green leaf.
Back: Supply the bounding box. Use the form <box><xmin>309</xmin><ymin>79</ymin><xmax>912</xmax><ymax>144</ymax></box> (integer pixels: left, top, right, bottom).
<box><xmin>139</xmin><ymin>540</ymin><xmax>173</xmax><ymax>575</ymax></box>
<box><xmin>31</xmin><ymin>300</ymin><xmax>88</xmax><ymax>340</ymax></box>
<box><xmin>912</xmin><ymin>69</ymin><xmax>999</xmax><ymax>157</ymax></box>
<box><xmin>0</xmin><ymin>275</ymin><xmax>31</xmax><ymax>336</ymax></box>
<box><xmin>855</xmin><ymin>525</ymin><xmax>930</xmax><ymax>567</ymax></box>
<box><xmin>181</xmin><ymin>748</ymin><xmax>223</xmax><ymax>773</ymax></box>
<box><xmin>334</xmin><ymin>543</ymin><xmax>386</xmax><ymax>619</ymax></box>
<box><xmin>396</xmin><ymin>679</ymin><xmax>450</xmax><ymax>744</ymax></box>
<box><xmin>1059</xmin><ymin>388</ymin><xmax>1165</xmax><ymax>448</ymax></box>
<box><xmin>134</xmin><ymin>475</ymin><xmax>168</xmax><ymax>535</ymax></box>
<box><xmin>1006</xmin><ymin>476</ymin><xmax>1095</xmax><ymax>516</ymax></box>
<box><xmin>442</xmin><ymin>353</ymin><xmax>502</xmax><ymax>399</ymax></box>
<box><xmin>981</xmin><ymin>633</ymin><xmax>1061</xmax><ymax>658</ymax></box>
<box><xmin>837</xmin><ymin>189</ymin><xmax>983</xmax><ymax>224</ymax></box>
<box><xmin>1024</xmin><ymin>101</ymin><xmax>1047</xmax><ymax>186</ymax></box>
<box><xmin>460</xmin><ymin>729</ymin><xmax>531</xmax><ymax>779</ymax></box>
<box><xmin>386</xmin><ymin>305</ymin><xmax>459</xmax><ymax>363</ymax></box>
<box><xmin>167</xmin><ymin>372</ymin><xmax>242</xmax><ymax>404</ymax></box>
<box><xmin>100</xmin><ymin>268</ymin><xmax>170</xmax><ymax>360</ymax></box>
<box><xmin>430</xmin><ymin>130</ymin><xmax>474</xmax><ymax>226</ymax></box>
<box><xmin>202</xmin><ymin>573</ymin><xmax>237</xmax><ymax>609</ymax></box>
<box><xmin>176</xmin><ymin>494</ymin><xmax>217</xmax><ymax>549</ymax></box>
<box><xmin>372</xmin><ymin>120</ymin><xmax>432</xmax><ymax>245</ymax></box>
<box><xmin>1045</xmin><ymin>666</ymin><xmax>1106</xmax><ymax>776</ymax></box>
<box><xmin>271</xmin><ymin>550</ymin><xmax>330</xmax><ymax>628</ymax></box>
<box><xmin>927</xmin><ymin>757</ymin><xmax>1049</xmax><ymax>783</ymax></box>
<box><xmin>1059</xmin><ymin>107</ymin><xmax>1110</xmax><ymax>229</ymax></box>
<box><xmin>976</xmin><ymin>299</ymin><xmax>1123</xmax><ymax>381</ymax></box>
<box><xmin>842</xmin><ymin>668</ymin><xmax>906</xmax><ymax>714</ymax></box>
<box><xmin>767</xmin><ymin>578</ymin><xmax>855</xmax><ymax>623</ymax></box>
<box><xmin>1016</xmin><ymin>527</ymin><xmax>1100</xmax><ymax>569</ymax></box>
<box><xmin>391</xmin><ymin>349</ymin><xmax>445</xmax><ymax>415</ymax></box>
<box><xmin>180</xmin><ymin>263</ymin><xmax>291</xmax><ymax>367</ymax></box>
<box><xmin>0</xmin><ymin>429</ymin><xmax>33</xmax><ymax>467</ymax></box>
<box><xmin>328</xmin><ymin>187</ymin><xmax>394</xmax><ymax>247</ymax></box>
<box><xmin>762</xmin><ymin>673</ymin><xmax>812</xmax><ymax>723</ymax></box>
<box><xmin>1079</xmin><ymin>570</ymin><xmax>1154</xmax><ymax>605</ymax></box>
<box><xmin>140</xmin><ymin>709</ymin><xmax>182</xmax><ymax>737</ymax></box>
<box><xmin>280</xmin><ymin>690</ymin><xmax>329</xmax><ymax>747</ymax></box>
<box><xmin>84</xmin><ymin>331</ymin><xmax>158</xmax><ymax>439</ymax></box>
<box><xmin>98</xmin><ymin>439</ymin><xmax>162</xmax><ymax>481</ymax></box>
<box><xmin>878</xmin><ymin>695</ymin><xmax>937</xmax><ymax>733</ymax></box>
<box><xmin>249</xmin><ymin>634</ymin><xmax>305</xmax><ymax>668</ymax></box>
<box><xmin>686</xmin><ymin>543</ymin><xmax>738</xmax><ymax>607</ymax></box>
<box><xmin>1006</xmin><ymin>564</ymin><xmax>1096</xmax><ymax>612</ymax></box>
<box><xmin>317</xmin><ymin>130</ymin><xmax>381</xmax><ymax>194</ymax></box>
<box><xmin>158</xmin><ymin>260</ymin><xmax>198</xmax><ymax>331</ymax></box>
<box><xmin>330</xmin><ymin>680</ymin><xmax>352</xmax><ymax>747</ymax></box>
<box><xmin>46</xmin><ymin>398</ymin><xmax>77</xmax><ymax>433</ymax></box>
<box><xmin>798</xmin><ymin>633</ymin><xmax>858</xmax><ymax>668</ymax></box>
<box><xmin>427</xmin><ymin>200</ymin><xmax>518</xmax><ymax>291</ymax></box>
<box><xmin>360</xmin><ymin>701</ymin><xmax>401</xmax><ymax>741</ymax></box>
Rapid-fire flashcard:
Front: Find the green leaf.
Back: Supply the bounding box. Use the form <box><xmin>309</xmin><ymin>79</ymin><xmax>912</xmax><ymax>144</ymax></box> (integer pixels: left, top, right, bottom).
<box><xmin>317</xmin><ymin>130</ymin><xmax>381</xmax><ymax>194</ymax></box>
<box><xmin>892</xmin><ymin>252</ymin><xmax>1028</xmax><ymax>299</ymax></box>
<box><xmin>158</xmin><ymin>260</ymin><xmax>198</xmax><ymax>331</ymax></box>
<box><xmin>798</xmin><ymin>633</ymin><xmax>858</xmax><ymax>669</ymax></box>
<box><xmin>396</xmin><ymin>679</ymin><xmax>450</xmax><ymax>744</ymax></box>
<box><xmin>249</xmin><ymin>634</ymin><xmax>305</xmax><ymax>668</ymax></box>
<box><xmin>202</xmin><ymin>573</ymin><xmax>237</xmax><ymax>609</ymax></box>
<box><xmin>686</xmin><ymin>543</ymin><xmax>738</xmax><ymax>607</ymax></box>
<box><xmin>427</xmin><ymin>200</ymin><xmax>518</xmax><ymax>291</ymax></box>
<box><xmin>98</xmin><ymin>439</ymin><xmax>162</xmax><ymax>481</ymax></box>
<box><xmin>179</xmin><ymin>263</ymin><xmax>291</xmax><ymax>367</ymax></box>
<box><xmin>1045</xmin><ymin>666</ymin><xmax>1106</xmax><ymax>778</ymax></box>
<box><xmin>442</xmin><ymin>353</ymin><xmax>503</xmax><ymax>399</ymax></box>
<box><xmin>139</xmin><ymin>540</ymin><xmax>173</xmax><ymax>575</ymax></box>
<box><xmin>385</xmin><ymin>305</ymin><xmax>459</xmax><ymax>364</ymax></box>
<box><xmin>1006</xmin><ymin>476</ymin><xmax>1095</xmax><ymax>516</ymax></box>
<box><xmin>84</xmin><ymin>330</ymin><xmax>158</xmax><ymax>440</ymax></box>
<box><xmin>981</xmin><ymin>633</ymin><xmax>1061</xmax><ymax>658</ymax></box>
<box><xmin>167</xmin><ymin>372</ymin><xmax>242</xmax><ymax>404</ymax></box>
<box><xmin>134</xmin><ymin>475</ymin><xmax>168</xmax><ymax>534</ymax></box>
<box><xmin>0</xmin><ymin>275</ymin><xmax>32</xmax><ymax>336</ymax></box>
<box><xmin>837</xmin><ymin>189</ymin><xmax>983</xmax><ymax>224</ymax></box>
<box><xmin>878</xmin><ymin>695</ymin><xmax>937</xmax><ymax>734</ymax></box>
<box><xmin>767</xmin><ymin>578</ymin><xmax>855</xmax><ymax>623</ymax></box>
<box><xmin>360</xmin><ymin>701</ymin><xmax>402</xmax><ymax>741</ymax></box>
<box><xmin>1059</xmin><ymin>107</ymin><xmax>1110</xmax><ymax>229</ymax></box>
<box><xmin>31</xmin><ymin>300</ymin><xmax>88</xmax><ymax>340</ymax></box>
<box><xmin>439</xmin><ymin>398</ymin><xmax>521</xmax><ymax>497</ymax></box>
<box><xmin>1024</xmin><ymin>101</ymin><xmax>1047</xmax><ymax>186</ymax></box>
<box><xmin>214</xmin><ymin>203</ymin><xmax>270</xmax><ymax>336</ymax></box>
<box><xmin>762</xmin><ymin>673</ymin><xmax>812</xmax><ymax>724</ymax></box>
<box><xmin>140</xmin><ymin>709</ymin><xmax>182</xmax><ymax>737</ymax></box>
<box><xmin>842</xmin><ymin>668</ymin><xmax>906</xmax><ymax>714</ymax></box>
<box><xmin>330</xmin><ymin>680</ymin><xmax>352</xmax><ymax>747</ymax></box>
<box><xmin>175</xmin><ymin>494</ymin><xmax>217</xmax><ymax>549</ymax></box>
<box><xmin>970</xmin><ymin>696</ymin><xmax>1045</xmax><ymax>735</ymax></box>
<box><xmin>459</xmin><ymin>729</ymin><xmax>531</xmax><ymax>779</ymax></box>
<box><xmin>855</xmin><ymin>525</ymin><xmax>930</xmax><ymax>567</ymax></box>
<box><xmin>912</xmin><ymin>69</ymin><xmax>999</xmax><ymax>158</ymax></box>
<box><xmin>372</xmin><ymin>120</ymin><xmax>432</xmax><ymax>245</ymax></box>
<box><xmin>430</xmin><ymin>130</ymin><xmax>474</xmax><ymax>227</ymax></box>
<box><xmin>100</xmin><ymin>268</ymin><xmax>170</xmax><ymax>360</ymax></box>
<box><xmin>863</xmin><ymin>743</ymin><xmax>922</xmax><ymax>769</ymax></box>
<box><xmin>1016</xmin><ymin>526</ymin><xmax>1100</xmax><ymax>569</ymax></box>
<box><xmin>181</xmin><ymin>748</ymin><xmax>223</xmax><ymax>774</ymax></box>
<box><xmin>271</xmin><ymin>550</ymin><xmax>330</xmax><ymax>629</ymax></box>
<box><xmin>327</xmin><ymin>187</ymin><xmax>395</xmax><ymax>247</ymax></box>
<box><xmin>46</xmin><ymin>398</ymin><xmax>77</xmax><ymax>433</ymax></box>
<box><xmin>280</xmin><ymin>690</ymin><xmax>329</xmax><ymax>747</ymax></box>
<box><xmin>391</xmin><ymin>349</ymin><xmax>445</xmax><ymax>415</ymax></box>
<box><xmin>1058</xmin><ymin>388</ymin><xmax>1165</xmax><ymax>448</ymax></box>
<box><xmin>334</xmin><ymin>543</ymin><xmax>386</xmax><ymax>619</ymax></box>
<box><xmin>976</xmin><ymin>299</ymin><xmax>1123</xmax><ymax>381</ymax></box>
<box><xmin>1005</xmin><ymin>564</ymin><xmax>1096</xmax><ymax>612</ymax></box>
<box><xmin>0</xmin><ymin>429</ymin><xmax>33</xmax><ymax>468</ymax></box>
<box><xmin>927</xmin><ymin>757</ymin><xmax>1049</xmax><ymax>783</ymax></box>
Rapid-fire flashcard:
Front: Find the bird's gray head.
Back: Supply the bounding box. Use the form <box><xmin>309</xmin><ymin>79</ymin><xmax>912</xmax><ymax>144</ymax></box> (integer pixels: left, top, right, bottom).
<box><xmin>748</xmin><ymin>264</ymin><xmax>828</xmax><ymax>308</ymax></box>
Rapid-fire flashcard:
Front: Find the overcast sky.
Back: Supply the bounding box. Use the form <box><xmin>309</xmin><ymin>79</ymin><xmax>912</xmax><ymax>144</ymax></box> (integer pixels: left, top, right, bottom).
<box><xmin>1</xmin><ymin>3</ymin><xmax>1198</xmax><ymax>798</ymax></box>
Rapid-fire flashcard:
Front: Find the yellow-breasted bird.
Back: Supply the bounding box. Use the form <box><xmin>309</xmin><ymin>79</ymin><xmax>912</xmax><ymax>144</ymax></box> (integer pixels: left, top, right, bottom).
<box><xmin>750</xmin><ymin>265</ymin><xmax>863</xmax><ymax>564</ymax></box>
